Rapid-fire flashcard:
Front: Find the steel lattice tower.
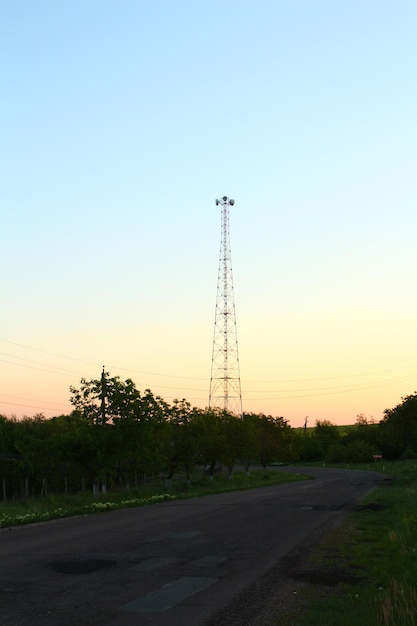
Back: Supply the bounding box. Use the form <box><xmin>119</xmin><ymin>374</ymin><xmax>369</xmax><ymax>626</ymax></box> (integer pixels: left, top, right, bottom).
<box><xmin>209</xmin><ymin>196</ymin><xmax>243</xmax><ymax>417</ymax></box>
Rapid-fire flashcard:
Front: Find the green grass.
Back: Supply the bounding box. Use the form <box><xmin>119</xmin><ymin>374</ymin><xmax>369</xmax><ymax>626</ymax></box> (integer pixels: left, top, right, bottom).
<box><xmin>0</xmin><ymin>467</ymin><xmax>306</xmax><ymax>528</ymax></box>
<box><xmin>289</xmin><ymin>460</ymin><xmax>417</xmax><ymax>626</ymax></box>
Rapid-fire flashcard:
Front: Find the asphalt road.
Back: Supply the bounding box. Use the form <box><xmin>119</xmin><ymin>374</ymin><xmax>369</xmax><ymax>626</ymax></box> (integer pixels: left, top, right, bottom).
<box><xmin>0</xmin><ymin>467</ymin><xmax>385</xmax><ymax>626</ymax></box>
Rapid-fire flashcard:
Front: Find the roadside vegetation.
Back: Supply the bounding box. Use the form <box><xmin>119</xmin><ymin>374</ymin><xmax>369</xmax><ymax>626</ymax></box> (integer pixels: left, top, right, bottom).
<box><xmin>287</xmin><ymin>459</ymin><xmax>417</xmax><ymax>626</ymax></box>
<box><xmin>0</xmin><ymin>467</ymin><xmax>306</xmax><ymax>528</ymax></box>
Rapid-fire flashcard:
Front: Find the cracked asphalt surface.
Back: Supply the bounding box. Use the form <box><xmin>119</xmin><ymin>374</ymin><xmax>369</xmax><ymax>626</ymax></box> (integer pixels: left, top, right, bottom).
<box><xmin>0</xmin><ymin>467</ymin><xmax>384</xmax><ymax>625</ymax></box>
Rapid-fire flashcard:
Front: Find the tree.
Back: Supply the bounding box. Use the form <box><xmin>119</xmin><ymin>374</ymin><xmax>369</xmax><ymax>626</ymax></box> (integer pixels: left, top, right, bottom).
<box><xmin>0</xmin><ymin>414</ymin><xmax>17</xmax><ymax>454</ymax></box>
<box><xmin>332</xmin><ymin>414</ymin><xmax>381</xmax><ymax>463</ymax></box>
<box><xmin>380</xmin><ymin>393</ymin><xmax>417</xmax><ymax>459</ymax></box>
<box><xmin>0</xmin><ymin>415</ymin><xmax>24</xmax><ymax>498</ymax></box>
<box><xmin>313</xmin><ymin>420</ymin><xmax>340</xmax><ymax>461</ymax></box>
<box><xmin>69</xmin><ymin>371</ymin><xmax>143</xmax><ymax>424</ymax></box>
<box><xmin>69</xmin><ymin>373</ymin><xmax>170</xmax><ymax>492</ymax></box>
<box><xmin>218</xmin><ymin>412</ymin><xmax>242</xmax><ymax>478</ymax></box>
<box><xmin>236</xmin><ymin>414</ymin><xmax>258</xmax><ymax>475</ymax></box>
<box><xmin>48</xmin><ymin>412</ymin><xmax>98</xmax><ymax>490</ymax></box>
<box><xmin>194</xmin><ymin>408</ymin><xmax>228</xmax><ymax>480</ymax></box>
<box><xmin>255</xmin><ymin>414</ymin><xmax>291</xmax><ymax>469</ymax></box>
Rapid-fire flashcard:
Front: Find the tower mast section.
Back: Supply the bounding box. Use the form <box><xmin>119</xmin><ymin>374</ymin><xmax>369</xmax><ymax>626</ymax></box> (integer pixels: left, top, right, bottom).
<box><xmin>209</xmin><ymin>196</ymin><xmax>243</xmax><ymax>416</ymax></box>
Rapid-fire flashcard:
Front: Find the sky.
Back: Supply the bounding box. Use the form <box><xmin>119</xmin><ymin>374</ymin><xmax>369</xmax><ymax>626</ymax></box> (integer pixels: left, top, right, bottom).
<box><xmin>1</xmin><ymin>0</ymin><xmax>417</xmax><ymax>427</ymax></box>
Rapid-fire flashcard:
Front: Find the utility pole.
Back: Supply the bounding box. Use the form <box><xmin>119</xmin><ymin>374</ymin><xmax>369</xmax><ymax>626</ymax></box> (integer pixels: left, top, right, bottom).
<box><xmin>100</xmin><ymin>366</ymin><xmax>106</xmax><ymax>425</ymax></box>
<box><xmin>209</xmin><ymin>196</ymin><xmax>243</xmax><ymax>417</ymax></box>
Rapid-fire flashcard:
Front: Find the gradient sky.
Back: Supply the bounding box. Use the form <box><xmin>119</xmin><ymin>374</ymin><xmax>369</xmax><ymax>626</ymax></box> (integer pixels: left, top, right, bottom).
<box><xmin>1</xmin><ymin>1</ymin><xmax>417</xmax><ymax>427</ymax></box>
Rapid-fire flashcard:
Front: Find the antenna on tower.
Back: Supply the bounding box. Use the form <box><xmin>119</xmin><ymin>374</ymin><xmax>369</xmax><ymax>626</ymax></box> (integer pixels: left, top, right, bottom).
<box><xmin>209</xmin><ymin>196</ymin><xmax>243</xmax><ymax>417</ymax></box>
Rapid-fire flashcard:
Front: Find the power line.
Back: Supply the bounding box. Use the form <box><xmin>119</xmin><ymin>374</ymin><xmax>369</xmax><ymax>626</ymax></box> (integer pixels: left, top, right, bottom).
<box><xmin>0</xmin><ymin>400</ymin><xmax>71</xmax><ymax>412</ymax></box>
<box><xmin>0</xmin><ymin>338</ymin><xmax>207</xmax><ymax>381</ymax></box>
<box><xmin>0</xmin><ymin>352</ymin><xmax>81</xmax><ymax>376</ymax></box>
<box><xmin>243</xmin><ymin>364</ymin><xmax>417</xmax><ymax>383</ymax></box>
<box><xmin>243</xmin><ymin>374</ymin><xmax>417</xmax><ymax>394</ymax></box>
<box><xmin>0</xmin><ymin>339</ymin><xmax>99</xmax><ymax>365</ymax></box>
<box><xmin>0</xmin><ymin>358</ymin><xmax>77</xmax><ymax>377</ymax></box>
<box><xmin>1</xmin><ymin>337</ymin><xmax>416</xmax><ymax>412</ymax></box>
<box><xmin>242</xmin><ymin>376</ymin><xmax>416</xmax><ymax>401</ymax></box>
<box><xmin>3</xmin><ymin>337</ymin><xmax>416</xmax><ymax>386</ymax></box>
<box><xmin>0</xmin><ymin>392</ymin><xmax>69</xmax><ymax>406</ymax></box>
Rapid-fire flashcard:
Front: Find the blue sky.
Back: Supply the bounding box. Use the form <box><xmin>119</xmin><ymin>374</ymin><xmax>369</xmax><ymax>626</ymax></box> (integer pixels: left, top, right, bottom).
<box><xmin>1</xmin><ymin>1</ymin><xmax>417</xmax><ymax>425</ymax></box>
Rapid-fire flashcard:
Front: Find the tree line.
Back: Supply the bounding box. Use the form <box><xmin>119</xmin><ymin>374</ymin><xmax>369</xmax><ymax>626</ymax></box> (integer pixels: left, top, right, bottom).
<box><xmin>1</xmin><ymin>371</ymin><xmax>416</xmax><ymax>498</ymax></box>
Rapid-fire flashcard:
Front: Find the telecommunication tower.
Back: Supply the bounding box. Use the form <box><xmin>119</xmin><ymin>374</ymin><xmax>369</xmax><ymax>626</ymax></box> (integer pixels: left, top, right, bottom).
<box><xmin>209</xmin><ymin>196</ymin><xmax>243</xmax><ymax>417</ymax></box>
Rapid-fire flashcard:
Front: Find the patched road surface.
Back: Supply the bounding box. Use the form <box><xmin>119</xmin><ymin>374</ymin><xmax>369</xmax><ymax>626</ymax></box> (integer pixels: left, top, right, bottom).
<box><xmin>0</xmin><ymin>467</ymin><xmax>385</xmax><ymax>625</ymax></box>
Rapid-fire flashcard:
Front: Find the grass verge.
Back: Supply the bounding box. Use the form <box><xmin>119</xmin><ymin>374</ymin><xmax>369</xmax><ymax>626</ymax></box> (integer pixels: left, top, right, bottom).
<box><xmin>287</xmin><ymin>460</ymin><xmax>417</xmax><ymax>626</ymax></box>
<box><xmin>0</xmin><ymin>467</ymin><xmax>306</xmax><ymax>529</ymax></box>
